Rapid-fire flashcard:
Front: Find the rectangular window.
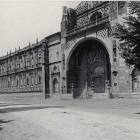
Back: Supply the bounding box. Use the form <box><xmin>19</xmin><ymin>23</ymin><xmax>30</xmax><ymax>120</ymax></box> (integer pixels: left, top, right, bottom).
<box><xmin>17</xmin><ymin>79</ymin><xmax>18</xmax><ymax>87</ymax></box>
<box><xmin>31</xmin><ymin>76</ymin><xmax>33</xmax><ymax>85</ymax></box>
<box><xmin>39</xmin><ymin>57</ymin><xmax>41</xmax><ymax>64</ymax></box>
<box><xmin>20</xmin><ymin>77</ymin><xmax>22</xmax><ymax>87</ymax></box>
<box><xmin>34</xmin><ymin>73</ymin><xmax>37</xmax><ymax>85</ymax></box>
<box><xmin>24</xmin><ymin>77</ymin><xmax>25</xmax><ymax>86</ymax></box>
<box><xmin>38</xmin><ymin>75</ymin><xmax>41</xmax><ymax>84</ymax></box>
<box><xmin>27</xmin><ymin>77</ymin><xmax>29</xmax><ymax>85</ymax></box>
<box><xmin>8</xmin><ymin>81</ymin><xmax>10</xmax><ymax>87</ymax></box>
<box><xmin>11</xmin><ymin>78</ymin><xmax>13</xmax><ymax>87</ymax></box>
<box><xmin>20</xmin><ymin>58</ymin><xmax>22</xmax><ymax>69</ymax></box>
<box><xmin>31</xmin><ymin>55</ymin><xmax>34</xmax><ymax>66</ymax></box>
<box><xmin>35</xmin><ymin>53</ymin><xmax>38</xmax><ymax>65</ymax></box>
<box><xmin>14</xmin><ymin>78</ymin><xmax>16</xmax><ymax>87</ymax></box>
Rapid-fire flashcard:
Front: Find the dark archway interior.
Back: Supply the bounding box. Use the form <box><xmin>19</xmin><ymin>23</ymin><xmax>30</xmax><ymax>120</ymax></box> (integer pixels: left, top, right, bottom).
<box><xmin>67</xmin><ymin>40</ymin><xmax>111</xmax><ymax>98</ymax></box>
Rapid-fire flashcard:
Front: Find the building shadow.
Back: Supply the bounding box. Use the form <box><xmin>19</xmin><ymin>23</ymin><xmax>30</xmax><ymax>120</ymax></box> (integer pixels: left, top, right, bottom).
<box><xmin>0</xmin><ymin>119</ymin><xmax>13</xmax><ymax>131</ymax></box>
<box><xmin>0</xmin><ymin>103</ymin><xmax>30</xmax><ymax>107</ymax></box>
<box><xmin>0</xmin><ymin>106</ymin><xmax>64</xmax><ymax>114</ymax></box>
<box><xmin>135</xmin><ymin>113</ymin><xmax>140</xmax><ymax>114</ymax></box>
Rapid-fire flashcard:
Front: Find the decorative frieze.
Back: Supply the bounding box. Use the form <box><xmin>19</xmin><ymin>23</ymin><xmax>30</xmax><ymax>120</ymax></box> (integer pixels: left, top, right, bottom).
<box><xmin>76</xmin><ymin>1</ymin><xmax>88</xmax><ymax>15</ymax></box>
<box><xmin>97</xmin><ymin>28</ymin><xmax>108</xmax><ymax>39</ymax></box>
<box><xmin>100</xmin><ymin>4</ymin><xmax>109</xmax><ymax>17</ymax></box>
<box><xmin>77</xmin><ymin>15</ymin><xmax>89</xmax><ymax>28</ymax></box>
<box><xmin>76</xmin><ymin>1</ymin><xmax>105</xmax><ymax>15</ymax></box>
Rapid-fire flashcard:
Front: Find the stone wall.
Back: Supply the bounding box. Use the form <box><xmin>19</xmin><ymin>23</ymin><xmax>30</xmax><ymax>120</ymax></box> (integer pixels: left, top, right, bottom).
<box><xmin>0</xmin><ymin>92</ymin><xmax>44</xmax><ymax>101</ymax></box>
<box><xmin>0</xmin><ymin>39</ymin><xmax>48</xmax><ymax>96</ymax></box>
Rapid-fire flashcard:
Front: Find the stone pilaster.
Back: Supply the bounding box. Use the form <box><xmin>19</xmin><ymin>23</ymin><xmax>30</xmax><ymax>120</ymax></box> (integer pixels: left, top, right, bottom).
<box><xmin>60</xmin><ymin>6</ymin><xmax>68</xmax><ymax>97</ymax></box>
<box><xmin>42</xmin><ymin>64</ymin><xmax>46</xmax><ymax>98</ymax></box>
<box><xmin>42</xmin><ymin>40</ymin><xmax>49</xmax><ymax>99</ymax></box>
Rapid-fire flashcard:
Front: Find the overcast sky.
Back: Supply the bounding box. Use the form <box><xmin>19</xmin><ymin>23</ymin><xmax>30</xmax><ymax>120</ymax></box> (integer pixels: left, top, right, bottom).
<box><xmin>0</xmin><ymin>1</ymin><xmax>80</xmax><ymax>57</ymax></box>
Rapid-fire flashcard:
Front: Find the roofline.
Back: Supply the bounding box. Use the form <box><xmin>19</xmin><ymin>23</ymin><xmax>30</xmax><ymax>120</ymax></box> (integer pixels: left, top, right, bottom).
<box><xmin>45</xmin><ymin>32</ymin><xmax>61</xmax><ymax>39</ymax></box>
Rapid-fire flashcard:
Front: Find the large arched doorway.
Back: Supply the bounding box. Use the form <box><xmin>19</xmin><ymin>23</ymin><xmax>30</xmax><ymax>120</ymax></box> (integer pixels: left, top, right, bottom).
<box><xmin>53</xmin><ymin>78</ymin><xmax>59</xmax><ymax>94</ymax></box>
<box><xmin>67</xmin><ymin>40</ymin><xmax>111</xmax><ymax>98</ymax></box>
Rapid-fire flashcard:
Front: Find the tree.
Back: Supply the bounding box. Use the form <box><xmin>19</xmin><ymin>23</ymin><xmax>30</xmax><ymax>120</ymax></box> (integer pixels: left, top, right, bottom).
<box><xmin>114</xmin><ymin>2</ymin><xmax>140</xmax><ymax>70</ymax></box>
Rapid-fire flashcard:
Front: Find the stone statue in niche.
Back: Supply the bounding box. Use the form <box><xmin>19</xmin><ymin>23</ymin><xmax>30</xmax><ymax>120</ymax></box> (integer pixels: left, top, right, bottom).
<box><xmin>53</xmin><ymin>78</ymin><xmax>59</xmax><ymax>93</ymax></box>
<box><xmin>53</xmin><ymin>65</ymin><xmax>57</xmax><ymax>73</ymax></box>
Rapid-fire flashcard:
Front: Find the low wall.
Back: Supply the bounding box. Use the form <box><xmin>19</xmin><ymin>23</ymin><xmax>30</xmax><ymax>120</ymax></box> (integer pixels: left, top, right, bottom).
<box><xmin>62</xmin><ymin>94</ymin><xmax>73</xmax><ymax>99</ymax></box>
<box><xmin>0</xmin><ymin>86</ymin><xmax>43</xmax><ymax>94</ymax></box>
<box><xmin>0</xmin><ymin>92</ymin><xmax>45</xmax><ymax>101</ymax></box>
<box><xmin>1</xmin><ymin>92</ymin><xmax>139</xmax><ymax>101</ymax></box>
<box><xmin>48</xmin><ymin>93</ymin><xmax>73</xmax><ymax>100</ymax></box>
<box><xmin>112</xmin><ymin>93</ymin><xmax>140</xmax><ymax>99</ymax></box>
<box><xmin>92</xmin><ymin>93</ymin><xmax>111</xmax><ymax>100</ymax></box>
<box><xmin>49</xmin><ymin>93</ymin><xmax>61</xmax><ymax>99</ymax></box>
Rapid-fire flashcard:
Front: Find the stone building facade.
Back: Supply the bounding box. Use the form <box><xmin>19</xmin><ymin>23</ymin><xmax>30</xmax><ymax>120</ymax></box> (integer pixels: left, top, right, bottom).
<box><xmin>0</xmin><ymin>1</ymin><xmax>140</xmax><ymax>99</ymax></box>
<box><xmin>0</xmin><ymin>39</ymin><xmax>49</xmax><ymax>96</ymax></box>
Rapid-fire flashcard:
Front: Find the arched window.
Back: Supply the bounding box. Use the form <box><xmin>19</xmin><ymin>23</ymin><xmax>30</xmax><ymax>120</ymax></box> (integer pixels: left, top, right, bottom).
<box><xmin>53</xmin><ymin>78</ymin><xmax>59</xmax><ymax>93</ymax></box>
<box><xmin>90</xmin><ymin>12</ymin><xmax>102</xmax><ymax>23</ymax></box>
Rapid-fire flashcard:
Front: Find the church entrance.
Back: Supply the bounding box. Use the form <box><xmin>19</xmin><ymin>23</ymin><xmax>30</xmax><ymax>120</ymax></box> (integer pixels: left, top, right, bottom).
<box><xmin>67</xmin><ymin>40</ymin><xmax>111</xmax><ymax>98</ymax></box>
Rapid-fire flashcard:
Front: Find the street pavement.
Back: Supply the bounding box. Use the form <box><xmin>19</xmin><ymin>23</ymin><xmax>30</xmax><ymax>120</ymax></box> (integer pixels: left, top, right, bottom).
<box><xmin>0</xmin><ymin>98</ymin><xmax>140</xmax><ymax>140</ymax></box>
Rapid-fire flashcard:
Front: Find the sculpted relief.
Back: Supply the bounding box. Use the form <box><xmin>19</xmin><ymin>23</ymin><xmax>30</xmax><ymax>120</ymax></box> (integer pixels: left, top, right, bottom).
<box><xmin>68</xmin><ymin>2</ymin><xmax>109</xmax><ymax>30</ymax></box>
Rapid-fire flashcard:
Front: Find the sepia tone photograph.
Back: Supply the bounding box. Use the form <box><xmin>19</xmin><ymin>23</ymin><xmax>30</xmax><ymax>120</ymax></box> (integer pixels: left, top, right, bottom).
<box><xmin>0</xmin><ymin>1</ymin><xmax>140</xmax><ymax>139</ymax></box>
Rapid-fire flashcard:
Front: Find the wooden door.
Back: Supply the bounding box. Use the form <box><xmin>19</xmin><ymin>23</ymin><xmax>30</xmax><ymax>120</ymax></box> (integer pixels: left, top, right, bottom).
<box><xmin>94</xmin><ymin>76</ymin><xmax>105</xmax><ymax>93</ymax></box>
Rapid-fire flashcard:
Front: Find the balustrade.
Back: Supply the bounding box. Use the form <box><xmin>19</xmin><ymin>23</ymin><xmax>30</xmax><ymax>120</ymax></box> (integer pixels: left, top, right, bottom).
<box><xmin>67</xmin><ymin>16</ymin><xmax>109</xmax><ymax>37</ymax></box>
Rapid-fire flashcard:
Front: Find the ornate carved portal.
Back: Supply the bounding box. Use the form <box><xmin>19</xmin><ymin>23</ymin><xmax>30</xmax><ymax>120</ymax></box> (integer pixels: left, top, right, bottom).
<box><xmin>67</xmin><ymin>40</ymin><xmax>111</xmax><ymax>98</ymax></box>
